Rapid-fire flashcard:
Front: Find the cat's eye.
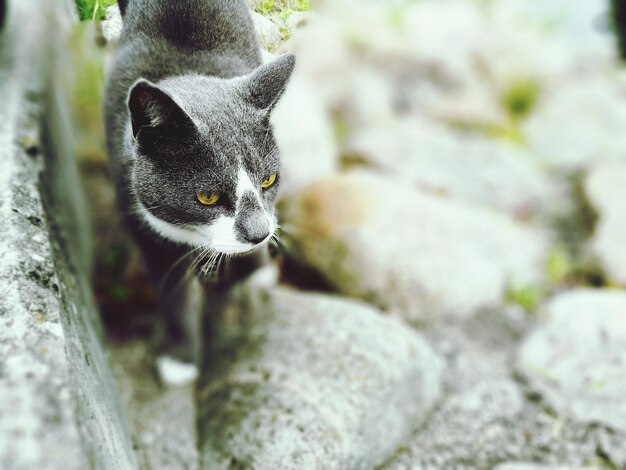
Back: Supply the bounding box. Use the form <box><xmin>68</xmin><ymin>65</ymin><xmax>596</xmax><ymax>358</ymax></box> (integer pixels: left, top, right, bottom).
<box><xmin>197</xmin><ymin>192</ymin><xmax>220</xmax><ymax>206</ymax></box>
<box><xmin>261</xmin><ymin>173</ymin><xmax>277</xmax><ymax>190</ymax></box>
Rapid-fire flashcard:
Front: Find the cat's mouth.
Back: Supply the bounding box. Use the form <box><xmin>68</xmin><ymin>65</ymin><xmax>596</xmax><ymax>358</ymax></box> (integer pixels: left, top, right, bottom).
<box><xmin>209</xmin><ymin>236</ymin><xmax>271</xmax><ymax>256</ymax></box>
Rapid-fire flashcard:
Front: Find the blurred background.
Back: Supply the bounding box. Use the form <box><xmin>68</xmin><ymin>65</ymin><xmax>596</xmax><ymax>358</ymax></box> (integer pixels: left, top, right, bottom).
<box><xmin>65</xmin><ymin>0</ymin><xmax>626</xmax><ymax>467</ymax></box>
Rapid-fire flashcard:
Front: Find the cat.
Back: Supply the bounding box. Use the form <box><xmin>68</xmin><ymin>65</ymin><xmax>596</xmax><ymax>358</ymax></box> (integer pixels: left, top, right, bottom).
<box><xmin>104</xmin><ymin>0</ymin><xmax>295</xmax><ymax>371</ymax></box>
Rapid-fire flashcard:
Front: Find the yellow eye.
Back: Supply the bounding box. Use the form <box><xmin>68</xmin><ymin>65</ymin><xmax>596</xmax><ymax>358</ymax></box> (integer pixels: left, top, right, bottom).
<box><xmin>197</xmin><ymin>192</ymin><xmax>220</xmax><ymax>206</ymax></box>
<box><xmin>261</xmin><ymin>173</ymin><xmax>277</xmax><ymax>189</ymax></box>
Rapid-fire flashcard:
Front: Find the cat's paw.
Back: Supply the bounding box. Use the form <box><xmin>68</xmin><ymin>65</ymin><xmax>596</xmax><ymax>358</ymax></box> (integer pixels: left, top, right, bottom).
<box><xmin>156</xmin><ymin>355</ymin><xmax>198</xmax><ymax>387</ymax></box>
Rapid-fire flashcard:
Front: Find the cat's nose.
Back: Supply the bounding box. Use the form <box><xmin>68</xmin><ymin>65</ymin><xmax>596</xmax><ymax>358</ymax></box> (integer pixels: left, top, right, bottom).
<box><xmin>241</xmin><ymin>220</ymin><xmax>270</xmax><ymax>244</ymax></box>
<box><xmin>244</xmin><ymin>231</ymin><xmax>269</xmax><ymax>245</ymax></box>
<box><xmin>236</xmin><ymin>210</ymin><xmax>270</xmax><ymax>245</ymax></box>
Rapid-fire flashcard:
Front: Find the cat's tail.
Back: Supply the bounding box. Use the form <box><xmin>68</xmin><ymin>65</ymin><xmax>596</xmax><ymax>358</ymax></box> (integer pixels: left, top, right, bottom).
<box><xmin>118</xmin><ymin>0</ymin><xmax>128</xmax><ymax>16</ymax></box>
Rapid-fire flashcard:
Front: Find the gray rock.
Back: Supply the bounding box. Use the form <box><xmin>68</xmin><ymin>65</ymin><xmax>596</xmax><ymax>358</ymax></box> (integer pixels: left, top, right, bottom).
<box><xmin>518</xmin><ymin>289</ymin><xmax>626</xmax><ymax>432</ymax></box>
<box><xmin>286</xmin><ymin>11</ymin><xmax>315</xmax><ymax>32</ymax></box>
<box><xmin>198</xmin><ymin>286</ymin><xmax>442</xmax><ymax>469</ymax></box>
<box><xmin>0</xmin><ymin>1</ymin><xmax>135</xmax><ymax>468</ymax></box>
<box><xmin>272</xmin><ymin>72</ymin><xmax>339</xmax><ymax>198</ymax></box>
<box><xmin>346</xmin><ymin>117</ymin><xmax>554</xmax><ymax>216</ymax></box>
<box><xmin>523</xmin><ymin>77</ymin><xmax>626</xmax><ymax>171</ymax></box>
<box><xmin>282</xmin><ymin>172</ymin><xmax>548</xmax><ymax>320</ymax></box>
<box><xmin>585</xmin><ymin>162</ymin><xmax>626</xmax><ymax>285</ymax></box>
<box><xmin>102</xmin><ymin>4</ymin><xmax>123</xmax><ymax>43</ymax></box>
<box><xmin>382</xmin><ymin>313</ymin><xmax>626</xmax><ymax>468</ymax></box>
<box><xmin>495</xmin><ymin>465</ymin><xmax>599</xmax><ymax>470</ymax></box>
<box><xmin>110</xmin><ymin>341</ymin><xmax>197</xmax><ymax>470</ymax></box>
<box><xmin>251</xmin><ymin>11</ymin><xmax>283</xmax><ymax>51</ymax></box>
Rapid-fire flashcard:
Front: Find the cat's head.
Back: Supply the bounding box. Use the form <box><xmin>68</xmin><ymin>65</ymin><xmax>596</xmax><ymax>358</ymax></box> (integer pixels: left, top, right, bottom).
<box><xmin>127</xmin><ymin>54</ymin><xmax>295</xmax><ymax>255</ymax></box>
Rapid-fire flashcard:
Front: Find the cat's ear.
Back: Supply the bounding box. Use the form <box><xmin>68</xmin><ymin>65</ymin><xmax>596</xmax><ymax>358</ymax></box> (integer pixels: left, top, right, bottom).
<box><xmin>127</xmin><ymin>79</ymin><xmax>195</xmax><ymax>140</ymax></box>
<box><xmin>241</xmin><ymin>54</ymin><xmax>295</xmax><ymax>111</ymax></box>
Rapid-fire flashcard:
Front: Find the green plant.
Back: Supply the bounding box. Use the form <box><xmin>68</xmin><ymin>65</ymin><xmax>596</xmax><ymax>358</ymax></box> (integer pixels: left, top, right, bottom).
<box><xmin>75</xmin><ymin>0</ymin><xmax>117</xmax><ymax>21</ymax></box>
<box><xmin>255</xmin><ymin>0</ymin><xmax>310</xmax><ymax>40</ymax></box>
<box><xmin>507</xmin><ymin>284</ymin><xmax>545</xmax><ymax>312</ymax></box>
<box><xmin>256</xmin><ymin>0</ymin><xmax>310</xmax><ymax>16</ymax></box>
<box><xmin>501</xmin><ymin>77</ymin><xmax>541</xmax><ymax>120</ymax></box>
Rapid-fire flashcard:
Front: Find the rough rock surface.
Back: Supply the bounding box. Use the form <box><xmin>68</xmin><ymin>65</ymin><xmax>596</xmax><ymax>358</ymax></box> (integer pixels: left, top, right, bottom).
<box><xmin>110</xmin><ymin>341</ymin><xmax>197</xmax><ymax>470</ymax></box>
<box><xmin>283</xmin><ymin>172</ymin><xmax>548</xmax><ymax>320</ymax></box>
<box><xmin>198</xmin><ymin>286</ymin><xmax>442</xmax><ymax>469</ymax></box>
<box><xmin>523</xmin><ymin>78</ymin><xmax>626</xmax><ymax>171</ymax></box>
<box><xmin>381</xmin><ymin>310</ymin><xmax>626</xmax><ymax>469</ymax></box>
<box><xmin>518</xmin><ymin>289</ymin><xmax>626</xmax><ymax>433</ymax></box>
<box><xmin>0</xmin><ymin>1</ymin><xmax>135</xmax><ymax>468</ymax></box>
<box><xmin>495</xmin><ymin>465</ymin><xmax>600</xmax><ymax>470</ymax></box>
<box><xmin>273</xmin><ymin>72</ymin><xmax>338</xmax><ymax>198</ymax></box>
<box><xmin>102</xmin><ymin>4</ymin><xmax>123</xmax><ymax>43</ymax></box>
<box><xmin>585</xmin><ymin>162</ymin><xmax>626</xmax><ymax>285</ymax></box>
<box><xmin>346</xmin><ymin>117</ymin><xmax>554</xmax><ymax>216</ymax></box>
<box><xmin>251</xmin><ymin>11</ymin><xmax>283</xmax><ymax>51</ymax></box>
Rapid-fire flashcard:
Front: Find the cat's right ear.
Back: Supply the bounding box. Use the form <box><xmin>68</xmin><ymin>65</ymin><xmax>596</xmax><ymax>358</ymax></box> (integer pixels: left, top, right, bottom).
<box><xmin>127</xmin><ymin>79</ymin><xmax>195</xmax><ymax>140</ymax></box>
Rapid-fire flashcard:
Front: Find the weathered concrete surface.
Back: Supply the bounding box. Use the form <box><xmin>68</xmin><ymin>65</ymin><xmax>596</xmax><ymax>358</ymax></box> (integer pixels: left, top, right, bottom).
<box><xmin>199</xmin><ymin>285</ymin><xmax>442</xmax><ymax>469</ymax></box>
<box><xmin>0</xmin><ymin>1</ymin><xmax>135</xmax><ymax>468</ymax></box>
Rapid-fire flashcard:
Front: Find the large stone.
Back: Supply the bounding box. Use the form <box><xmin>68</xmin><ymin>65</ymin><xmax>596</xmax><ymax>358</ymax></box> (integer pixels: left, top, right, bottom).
<box><xmin>282</xmin><ymin>172</ymin><xmax>548</xmax><ymax>320</ymax></box>
<box><xmin>517</xmin><ymin>289</ymin><xmax>626</xmax><ymax>432</ymax></box>
<box><xmin>251</xmin><ymin>11</ymin><xmax>283</xmax><ymax>51</ymax></box>
<box><xmin>585</xmin><ymin>162</ymin><xmax>626</xmax><ymax>285</ymax></box>
<box><xmin>272</xmin><ymin>72</ymin><xmax>339</xmax><ymax>198</ymax></box>
<box><xmin>110</xmin><ymin>341</ymin><xmax>197</xmax><ymax>470</ymax></box>
<box><xmin>0</xmin><ymin>1</ymin><xmax>135</xmax><ymax>468</ymax></box>
<box><xmin>102</xmin><ymin>4</ymin><xmax>123</xmax><ymax>44</ymax></box>
<box><xmin>346</xmin><ymin>117</ymin><xmax>554</xmax><ymax>217</ymax></box>
<box><xmin>382</xmin><ymin>312</ymin><xmax>626</xmax><ymax>468</ymax></box>
<box><xmin>198</xmin><ymin>285</ymin><xmax>442</xmax><ymax>469</ymax></box>
<box><xmin>523</xmin><ymin>77</ymin><xmax>626</xmax><ymax>171</ymax></box>
<box><xmin>495</xmin><ymin>465</ymin><xmax>599</xmax><ymax>470</ymax></box>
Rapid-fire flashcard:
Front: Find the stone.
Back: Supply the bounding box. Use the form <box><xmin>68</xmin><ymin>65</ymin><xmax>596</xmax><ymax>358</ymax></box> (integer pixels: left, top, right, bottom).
<box><xmin>383</xmin><ymin>313</ymin><xmax>626</xmax><ymax>468</ymax></box>
<box><xmin>272</xmin><ymin>72</ymin><xmax>339</xmax><ymax>198</ymax></box>
<box><xmin>517</xmin><ymin>289</ymin><xmax>626</xmax><ymax>433</ymax></box>
<box><xmin>523</xmin><ymin>77</ymin><xmax>626</xmax><ymax>171</ymax></box>
<box><xmin>198</xmin><ymin>286</ymin><xmax>442</xmax><ymax>469</ymax></box>
<box><xmin>495</xmin><ymin>465</ymin><xmax>600</xmax><ymax>470</ymax></box>
<box><xmin>251</xmin><ymin>11</ymin><xmax>283</xmax><ymax>51</ymax></box>
<box><xmin>279</xmin><ymin>15</ymin><xmax>353</xmax><ymax>109</ymax></box>
<box><xmin>282</xmin><ymin>172</ymin><xmax>548</xmax><ymax>320</ymax></box>
<box><xmin>585</xmin><ymin>162</ymin><xmax>626</xmax><ymax>285</ymax></box>
<box><xmin>110</xmin><ymin>341</ymin><xmax>197</xmax><ymax>470</ymax></box>
<box><xmin>102</xmin><ymin>4</ymin><xmax>122</xmax><ymax>43</ymax></box>
<box><xmin>286</xmin><ymin>11</ymin><xmax>314</xmax><ymax>32</ymax></box>
<box><xmin>345</xmin><ymin>117</ymin><xmax>555</xmax><ymax>217</ymax></box>
<box><xmin>0</xmin><ymin>0</ymin><xmax>135</xmax><ymax>468</ymax></box>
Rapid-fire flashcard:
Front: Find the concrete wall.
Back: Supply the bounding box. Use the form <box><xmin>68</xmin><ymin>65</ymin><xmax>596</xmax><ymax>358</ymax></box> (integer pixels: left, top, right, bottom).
<box><xmin>0</xmin><ymin>1</ymin><xmax>135</xmax><ymax>468</ymax></box>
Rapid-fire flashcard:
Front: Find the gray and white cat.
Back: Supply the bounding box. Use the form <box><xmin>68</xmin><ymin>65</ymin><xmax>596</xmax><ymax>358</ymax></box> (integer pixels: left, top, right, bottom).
<box><xmin>105</xmin><ymin>0</ymin><xmax>294</xmax><ymax>366</ymax></box>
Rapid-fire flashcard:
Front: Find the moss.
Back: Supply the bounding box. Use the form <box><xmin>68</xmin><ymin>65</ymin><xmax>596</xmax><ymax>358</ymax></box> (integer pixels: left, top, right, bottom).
<box><xmin>545</xmin><ymin>244</ymin><xmax>573</xmax><ymax>284</ymax></box>
<box><xmin>69</xmin><ymin>24</ymin><xmax>108</xmax><ymax>162</ymax></box>
<box><xmin>506</xmin><ymin>284</ymin><xmax>545</xmax><ymax>312</ymax></box>
<box><xmin>255</xmin><ymin>0</ymin><xmax>311</xmax><ymax>40</ymax></box>
<box><xmin>256</xmin><ymin>0</ymin><xmax>310</xmax><ymax>16</ymax></box>
<box><xmin>501</xmin><ymin>77</ymin><xmax>541</xmax><ymax>120</ymax></box>
<box><xmin>75</xmin><ymin>0</ymin><xmax>118</xmax><ymax>21</ymax></box>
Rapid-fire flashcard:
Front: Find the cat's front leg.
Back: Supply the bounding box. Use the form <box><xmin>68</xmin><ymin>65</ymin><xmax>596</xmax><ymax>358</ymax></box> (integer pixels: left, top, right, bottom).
<box><xmin>133</xmin><ymin>230</ymin><xmax>204</xmax><ymax>383</ymax></box>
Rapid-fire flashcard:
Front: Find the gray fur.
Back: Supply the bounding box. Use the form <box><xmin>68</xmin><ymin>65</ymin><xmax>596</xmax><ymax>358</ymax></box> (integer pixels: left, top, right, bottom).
<box><xmin>104</xmin><ymin>0</ymin><xmax>294</xmax><ymax>362</ymax></box>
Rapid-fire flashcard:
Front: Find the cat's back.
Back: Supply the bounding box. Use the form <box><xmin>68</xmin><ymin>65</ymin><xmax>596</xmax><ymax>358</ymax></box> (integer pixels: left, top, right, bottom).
<box><xmin>117</xmin><ymin>0</ymin><xmax>261</xmax><ymax>78</ymax></box>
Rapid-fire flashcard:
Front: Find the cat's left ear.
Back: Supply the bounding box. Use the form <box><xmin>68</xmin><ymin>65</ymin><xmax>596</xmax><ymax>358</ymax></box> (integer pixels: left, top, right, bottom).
<box><xmin>241</xmin><ymin>54</ymin><xmax>295</xmax><ymax>111</ymax></box>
